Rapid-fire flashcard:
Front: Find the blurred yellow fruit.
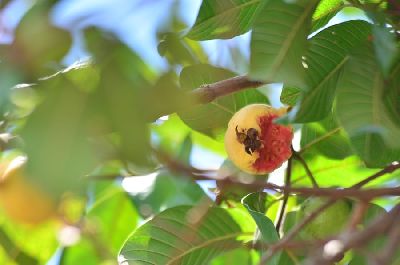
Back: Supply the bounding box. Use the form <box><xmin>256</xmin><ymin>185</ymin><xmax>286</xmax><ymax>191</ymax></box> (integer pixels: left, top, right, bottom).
<box><xmin>224</xmin><ymin>104</ymin><xmax>293</xmax><ymax>175</ymax></box>
<box><xmin>0</xmin><ymin>156</ymin><xmax>56</xmax><ymax>225</ymax></box>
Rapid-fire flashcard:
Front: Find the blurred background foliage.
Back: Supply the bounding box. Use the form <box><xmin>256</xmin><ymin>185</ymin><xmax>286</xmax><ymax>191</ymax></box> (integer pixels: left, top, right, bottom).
<box><xmin>0</xmin><ymin>0</ymin><xmax>398</xmax><ymax>264</ymax></box>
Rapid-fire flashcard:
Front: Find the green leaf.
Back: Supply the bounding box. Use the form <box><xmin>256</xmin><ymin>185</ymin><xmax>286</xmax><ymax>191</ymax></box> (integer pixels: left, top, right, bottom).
<box><xmin>291</xmin><ymin>155</ymin><xmax>399</xmax><ymax>188</ymax></box>
<box><xmin>336</xmin><ymin>43</ymin><xmax>400</xmax><ymax>167</ymax></box>
<box><xmin>311</xmin><ymin>0</ymin><xmax>344</xmax><ymax>32</ymax></box>
<box><xmin>293</xmin><ymin>20</ymin><xmax>372</xmax><ymax>122</ymax></box>
<box><xmin>179</xmin><ymin>64</ymin><xmax>268</xmax><ymax>140</ymax></box>
<box><xmin>87</xmin><ymin>185</ymin><xmax>138</xmax><ymax>253</ymax></box>
<box><xmin>131</xmin><ymin>170</ymin><xmax>210</xmax><ymax>218</ymax></box>
<box><xmin>242</xmin><ymin>193</ymin><xmax>281</xmax><ymax>265</ymax></box>
<box><xmin>177</xmin><ymin>133</ymin><xmax>193</xmax><ymax>164</ymax></box>
<box><xmin>11</xmin><ymin>3</ymin><xmax>72</xmax><ymax>79</ymax></box>
<box><xmin>300</xmin><ymin>113</ymin><xmax>353</xmax><ymax>159</ymax></box>
<box><xmin>158</xmin><ymin>33</ymin><xmax>198</xmax><ymax>65</ymax></box>
<box><xmin>152</xmin><ymin>114</ymin><xmax>226</xmax><ymax>156</ymax></box>
<box><xmin>186</xmin><ymin>0</ymin><xmax>263</xmax><ymax>40</ymax></box>
<box><xmin>250</xmin><ymin>0</ymin><xmax>318</xmax><ymax>87</ymax></box>
<box><xmin>21</xmin><ymin>77</ymin><xmax>97</xmax><ymax>197</ymax></box>
<box><xmin>84</xmin><ymin>27</ymin><xmax>156</xmax><ymax>169</ymax></box>
<box><xmin>119</xmin><ymin>205</ymin><xmax>255</xmax><ymax>265</ymax></box>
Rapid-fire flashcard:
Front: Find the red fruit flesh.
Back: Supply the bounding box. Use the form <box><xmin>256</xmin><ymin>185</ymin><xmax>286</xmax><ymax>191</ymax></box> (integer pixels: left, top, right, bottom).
<box><xmin>253</xmin><ymin>114</ymin><xmax>293</xmax><ymax>173</ymax></box>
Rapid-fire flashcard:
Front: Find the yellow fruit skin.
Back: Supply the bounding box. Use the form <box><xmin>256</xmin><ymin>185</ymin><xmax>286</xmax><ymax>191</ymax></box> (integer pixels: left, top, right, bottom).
<box><xmin>0</xmin><ymin>157</ymin><xmax>56</xmax><ymax>225</ymax></box>
<box><xmin>224</xmin><ymin>104</ymin><xmax>291</xmax><ymax>175</ymax></box>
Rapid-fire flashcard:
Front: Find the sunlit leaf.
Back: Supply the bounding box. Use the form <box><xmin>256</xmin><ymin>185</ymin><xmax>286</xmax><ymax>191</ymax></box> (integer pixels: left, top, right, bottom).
<box><xmin>152</xmin><ymin>114</ymin><xmax>226</xmax><ymax>155</ymax></box>
<box><xmin>0</xmin><ymin>209</ymin><xmax>58</xmax><ymax>264</ymax></box>
<box><xmin>119</xmin><ymin>206</ymin><xmax>255</xmax><ymax>265</ymax></box>
<box><xmin>291</xmin><ymin>155</ymin><xmax>400</xmax><ymax>187</ymax></box>
<box><xmin>0</xmin><ymin>228</ymin><xmax>38</xmax><ymax>265</ymax></box>
<box><xmin>311</xmin><ymin>0</ymin><xmax>344</xmax><ymax>32</ymax></box>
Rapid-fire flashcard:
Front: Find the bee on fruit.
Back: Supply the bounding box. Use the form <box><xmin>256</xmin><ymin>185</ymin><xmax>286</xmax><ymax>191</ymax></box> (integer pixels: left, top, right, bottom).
<box><xmin>235</xmin><ymin>125</ymin><xmax>262</xmax><ymax>155</ymax></box>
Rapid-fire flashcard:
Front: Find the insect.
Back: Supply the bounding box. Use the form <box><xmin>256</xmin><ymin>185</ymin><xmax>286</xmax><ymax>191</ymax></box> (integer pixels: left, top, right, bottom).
<box><xmin>235</xmin><ymin>126</ymin><xmax>262</xmax><ymax>155</ymax></box>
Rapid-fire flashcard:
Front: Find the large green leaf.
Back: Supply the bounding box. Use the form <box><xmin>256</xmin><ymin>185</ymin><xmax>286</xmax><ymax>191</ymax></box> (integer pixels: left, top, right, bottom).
<box><xmin>21</xmin><ymin>76</ymin><xmax>96</xmax><ymax>197</ymax></box>
<box><xmin>186</xmin><ymin>0</ymin><xmax>263</xmax><ymax>40</ymax></box>
<box><xmin>300</xmin><ymin>113</ymin><xmax>353</xmax><ymax>159</ymax></box>
<box><xmin>178</xmin><ymin>64</ymin><xmax>268</xmax><ymax>140</ymax></box>
<box><xmin>119</xmin><ymin>205</ymin><xmax>255</xmax><ymax>265</ymax></box>
<box><xmin>250</xmin><ymin>0</ymin><xmax>318</xmax><ymax>88</ymax></box>
<box><xmin>293</xmin><ymin>20</ymin><xmax>371</xmax><ymax>122</ymax></box>
<box><xmin>242</xmin><ymin>193</ymin><xmax>281</xmax><ymax>265</ymax></box>
<box><xmin>336</xmin><ymin>44</ymin><xmax>400</xmax><ymax>167</ymax></box>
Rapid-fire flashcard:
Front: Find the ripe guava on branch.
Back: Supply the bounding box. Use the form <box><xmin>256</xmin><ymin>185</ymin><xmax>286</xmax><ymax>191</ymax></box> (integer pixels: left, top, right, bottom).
<box><xmin>0</xmin><ymin>156</ymin><xmax>57</xmax><ymax>225</ymax></box>
<box><xmin>224</xmin><ymin>104</ymin><xmax>293</xmax><ymax>175</ymax></box>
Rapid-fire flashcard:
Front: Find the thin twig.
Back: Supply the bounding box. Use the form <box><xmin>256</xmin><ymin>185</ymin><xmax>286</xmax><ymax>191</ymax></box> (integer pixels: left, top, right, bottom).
<box><xmin>292</xmin><ymin>150</ymin><xmax>319</xmax><ymax>188</ymax></box>
<box><xmin>276</xmin><ymin>156</ymin><xmax>292</xmax><ymax>233</ymax></box>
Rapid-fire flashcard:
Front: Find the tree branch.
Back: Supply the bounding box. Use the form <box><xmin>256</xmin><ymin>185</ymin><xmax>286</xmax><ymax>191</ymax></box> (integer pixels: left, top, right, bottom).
<box><xmin>189</xmin><ymin>75</ymin><xmax>265</xmax><ymax>104</ymax></box>
<box><xmin>308</xmin><ymin>203</ymin><xmax>400</xmax><ymax>265</ymax></box>
<box><xmin>259</xmin><ymin>162</ymin><xmax>400</xmax><ymax>264</ymax></box>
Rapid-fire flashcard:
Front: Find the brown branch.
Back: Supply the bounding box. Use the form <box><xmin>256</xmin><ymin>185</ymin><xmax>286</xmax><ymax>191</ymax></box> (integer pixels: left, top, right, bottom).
<box><xmin>308</xmin><ymin>203</ymin><xmax>400</xmax><ymax>265</ymax></box>
<box><xmin>259</xmin><ymin>162</ymin><xmax>400</xmax><ymax>264</ymax></box>
<box><xmin>374</xmin><ymin>224</ymin><xmax>400</xmax><ymax>265</ymax></box>
<box><xmin>189</xmin><ymin>75</ymin><xmax>265</xmax><ymax>104</ymax></box>
<box><xmin>352</xmin><ymin>162</ymin><xmax>400</xmax><ymax>188</ymax></box>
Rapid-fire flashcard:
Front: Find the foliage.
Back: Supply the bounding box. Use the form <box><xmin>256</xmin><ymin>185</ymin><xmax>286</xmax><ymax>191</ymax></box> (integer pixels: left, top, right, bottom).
<box><xmin>0</xmin><ymin>0</ymin><xmax>399</xmax><ymax>265</ymax></box>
